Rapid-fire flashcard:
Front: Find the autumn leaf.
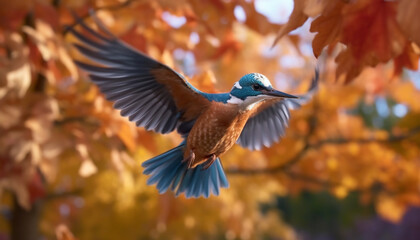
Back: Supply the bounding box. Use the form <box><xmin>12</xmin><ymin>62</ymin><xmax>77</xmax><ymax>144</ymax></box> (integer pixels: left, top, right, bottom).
<box><xmin>272</xmin><ymin>0</ymin><xmax>308</xmax><ymax>47</ymax></box>
<box><xmin>0</xmin><ymin>33</ymin><xmax>31</xmax><ymax>98</ymax></box>
<box><xmin>393</xmin><ymin>42</ymin><xmax>420</xmax><ymax>76</ymax></box>
<box><xmin>1</xmin><ymin>1</ymin><xmax>420</xmax><ymax>239</ymax></box>
<box><xmin>335</xmin><ymin>48</ymin><xmax>363</xmax><ymax>83</ymax></box>
<box><xmin>341</xmin><ymin>0</ymin><xmax>406</xmax><ymax>63</ymax></box>
<box><xmin>76</xmin><ymin>144</ymin><xmax>97</xmax><ymax>177</ymax></box>
<box><xmin>397</xmin><ymin>0</ymin><xmax>420</xmax><ymax>47</ymax></box>
<box><xmin>55</xmin><ymin>224</ymin><xmax>76</xmax><ymax>240</ymax></box>
<box><xmin>23</xmin><ymin>19</ymin><xmax>79</xmax><ymax>82</ymax></box>
<box><xmin>310</xmin><ymin>1</ymin><xmax>345</xmax><ymax>57</ymax></box>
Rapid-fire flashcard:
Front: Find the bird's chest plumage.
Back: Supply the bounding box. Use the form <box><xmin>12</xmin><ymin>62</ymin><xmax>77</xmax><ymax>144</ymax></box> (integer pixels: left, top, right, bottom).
<box><xmin>186</xmin><ymin>102</ymin><xmax>251</xmax><ymax>165</ymax></box>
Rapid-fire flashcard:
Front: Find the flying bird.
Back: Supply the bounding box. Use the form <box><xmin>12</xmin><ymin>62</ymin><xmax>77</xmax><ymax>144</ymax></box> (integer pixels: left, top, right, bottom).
<box><xmin>68</xmin><ymin>15</ymin><xmax>318</xmax><ymax>198</ymax></box>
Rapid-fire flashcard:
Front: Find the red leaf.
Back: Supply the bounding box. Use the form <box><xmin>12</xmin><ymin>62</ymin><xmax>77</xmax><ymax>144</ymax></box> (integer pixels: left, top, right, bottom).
<box><xmin>341</xmin><ymin>0</ymin><xmax>405</xmax><ymax>62</ymax></box>
<box><xmin>310</xmin><ymin>1</ymin><xmax>345</xmax><ymax>57</ymax></box>
<box><xmin>27</xmin><ymin>170</ymin><xmax>46</xmax><ymax>204</ymax></box>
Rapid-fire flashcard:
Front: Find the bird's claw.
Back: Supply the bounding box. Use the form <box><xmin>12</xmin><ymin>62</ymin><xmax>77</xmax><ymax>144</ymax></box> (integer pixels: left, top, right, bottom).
<box><xmin>201</xmin><ymin>154</ymin><xmax>216</xmax><ymax>170</ymax></box>
<box><xmin>182</xmin><ymin>150</ymin><xmax>195</xmax><ymax>169</ymax></box>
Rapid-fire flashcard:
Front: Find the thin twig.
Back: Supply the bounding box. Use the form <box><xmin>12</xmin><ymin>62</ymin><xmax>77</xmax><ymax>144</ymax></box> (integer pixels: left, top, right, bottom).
<box><xmin>226</xmin><ymin>126</ymin><xmax>420</xmax><ymax>175</ymax></box>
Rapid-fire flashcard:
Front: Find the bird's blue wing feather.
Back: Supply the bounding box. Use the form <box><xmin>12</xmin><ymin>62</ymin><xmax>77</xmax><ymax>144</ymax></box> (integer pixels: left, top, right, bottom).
<box><xmin>69</xmin><ymin>14</ymin><xmax>212</xmax><ymax>134</ymax></box>
<box><xmin>237</xmin><ymin>71</ymin><xmax>319</xmax><ymax>150</ymax></box>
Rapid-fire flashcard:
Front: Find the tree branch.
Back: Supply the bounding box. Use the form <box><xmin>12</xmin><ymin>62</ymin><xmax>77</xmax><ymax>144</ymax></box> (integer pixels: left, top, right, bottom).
<box><xmin>44</xmin><ymin>189</ymin><xmax>82</xmax><ymax>202</ymax></box>
<box><xmin>226</xmin><ymin>126</ymin><xmax>420</xmax><ymax>175</ymax></box>
<box><xmin>282</xmin><ymin>170</ymin><xmax>337</xmax><ymax>187</ymax></box>
<box><xmin>312</xmin><ymin>126</ymin><xmax>420</xmax><ymax>147</ymax></box>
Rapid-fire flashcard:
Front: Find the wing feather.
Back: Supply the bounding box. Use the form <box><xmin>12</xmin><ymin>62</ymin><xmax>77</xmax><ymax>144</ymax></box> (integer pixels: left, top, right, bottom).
<box><xmin>69</xmin><ymin>14</ymin><xmax>212</xmax><ymax>134</ymax></box>
<box><xmin>237</xmin><ymin>71</ymin><xmax>318</xmax><ymax>150</ymax></box>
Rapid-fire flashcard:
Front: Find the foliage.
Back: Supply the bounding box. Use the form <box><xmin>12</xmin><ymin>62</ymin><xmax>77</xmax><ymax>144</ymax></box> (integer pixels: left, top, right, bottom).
<box><xmin>274</xmin><ymin>0</ymin><xmax>420</xmax><ymax>83</ymax></box>
<box><xmin>0</xmin><ymin>0</ymin><xmax>419</xmax><ymax>239</ymax></box>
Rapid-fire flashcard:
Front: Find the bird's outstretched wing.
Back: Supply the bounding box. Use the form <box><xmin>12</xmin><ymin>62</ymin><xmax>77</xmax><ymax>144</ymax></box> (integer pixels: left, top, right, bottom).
<box><xmin>68</xmin><ymin>14</ymin><xmax>211</xmax><ymax>134</ymax></box>
<box><xmin>237</xmin><ymin>71</ymin><xmax>319</xmax><ymax>150</ymax></box>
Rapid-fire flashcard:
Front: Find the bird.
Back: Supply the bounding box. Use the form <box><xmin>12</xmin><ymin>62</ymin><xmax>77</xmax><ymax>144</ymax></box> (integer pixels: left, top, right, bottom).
<box><xmin>68</xmin><ymin>14</ymin><xmax>318</xmax><ymax>198</ymax></box>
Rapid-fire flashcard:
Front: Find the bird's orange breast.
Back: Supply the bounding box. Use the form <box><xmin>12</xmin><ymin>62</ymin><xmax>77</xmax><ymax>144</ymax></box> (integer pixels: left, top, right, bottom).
<box><xmin>185</xmin><ymin>102</ymin><xmax>252</xmax><ymax>167</ymax></box>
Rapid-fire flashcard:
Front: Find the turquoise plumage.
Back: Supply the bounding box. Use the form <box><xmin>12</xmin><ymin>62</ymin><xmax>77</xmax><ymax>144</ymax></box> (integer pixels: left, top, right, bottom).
<box><xmin>69</xmin><ymin>14</ymin><xmax>318</xmax><ymax>198</ymax></box>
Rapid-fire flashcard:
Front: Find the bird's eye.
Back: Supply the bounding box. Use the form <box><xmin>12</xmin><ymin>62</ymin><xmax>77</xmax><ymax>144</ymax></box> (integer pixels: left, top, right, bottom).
<box><xmin>252</xmin><ymin>84</ymin><xmax>263</xmax><ymax>91</ymax></box>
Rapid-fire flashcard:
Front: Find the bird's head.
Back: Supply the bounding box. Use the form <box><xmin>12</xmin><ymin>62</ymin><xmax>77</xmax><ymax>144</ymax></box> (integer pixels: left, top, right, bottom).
<box><xmin>228</xmin><ymin>73</ymin><xmax>297</xmax><ymax>110</ymax></box>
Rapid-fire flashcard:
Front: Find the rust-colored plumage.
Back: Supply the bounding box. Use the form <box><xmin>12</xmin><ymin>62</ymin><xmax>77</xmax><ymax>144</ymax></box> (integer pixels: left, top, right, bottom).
<box><xmin>69</xmin><ymin>13</ymin><xmax>318</xmax><ymax>198</ymax></box>
<box><xmin>185</xmin><ymin>102</ymin><xmax>253</xmax><ymax>168</ymax></box>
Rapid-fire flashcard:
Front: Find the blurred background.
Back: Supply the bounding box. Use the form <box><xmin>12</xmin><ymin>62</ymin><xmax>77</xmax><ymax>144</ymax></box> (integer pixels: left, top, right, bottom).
<box><xmin>1</xmin><ymin>0</ymin><xmax>420</xmax><ymax>239</ymax></box>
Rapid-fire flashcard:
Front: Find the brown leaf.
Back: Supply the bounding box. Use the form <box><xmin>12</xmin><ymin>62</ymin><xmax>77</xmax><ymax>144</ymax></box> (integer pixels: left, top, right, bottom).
<box><xmin>240</xmin><ymin>2</ymin><xmax>280</xmax><ymax>35</ymax></box>
<box><xmin>310</xmin><ymin>1</ymin><xmax>345</xmax><ymax>57</ymax></box>
<box><xmin>0</xmin><ymin>105</ymin><xmax>21</xmax><ymax>129</ymax></box>
<box><xmin>397</xmin><ymin>0</ymin><xmax>420</xmax><ymax>47</ymax></box>
<box><xmin>272</xmin><ymin>0</ymin><xmax>308</xmax><ymax>47</ymax></box>
<box><xmin>0</xmin><ymin>178</ymin><xmax>30</xmax><ymax>209</ymax></box>
<box><xmin>393</xmin><ymin>42</ymin><xmax>420</xmax><ymax>76</ymax></box>
<box><xmin>341</xmin><ymin>0</ymin><xmax>406</xmax><ymax>63</ymax></box>
<box><xmin>0</xmin><ymin>0</ymin><xmax>32</xmax><ymax>30</ymax></box>
<box><xmin>335</xmin><ymin>48</ymin><xmax>363</xmax><ymax>84</ymax></box>
<box><xmin>23</xmin><ymin>20</ymin><xmax>78</xmax><ymax>81</ymax></box>
<box><xmin>0</xmin><ymin>33</ymin><xmax>31</xmax><ymax>98</ymax></box>
<box><xmin>303</xmin><ymin>0</ymin><xmax>329</xmax><ymax>17</ymax></box>
<box><xmin>55</xmin><ymin>224</ymin><xmax>76</xmax><ymax>240</ymax></box>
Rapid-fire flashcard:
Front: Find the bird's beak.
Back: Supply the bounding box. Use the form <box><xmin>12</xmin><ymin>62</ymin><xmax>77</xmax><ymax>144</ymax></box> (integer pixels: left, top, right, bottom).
<box><xmin>261</xmin><ymin>89</ymin><xmax>298</xmax><ymax>99</ymax></box>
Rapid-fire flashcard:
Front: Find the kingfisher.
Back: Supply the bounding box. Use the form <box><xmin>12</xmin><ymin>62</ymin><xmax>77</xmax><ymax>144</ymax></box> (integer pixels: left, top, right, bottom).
<box><xmin>68</xmin><ymin>15</ymin><xmax>318</xmax><ymax>198</ymax></box>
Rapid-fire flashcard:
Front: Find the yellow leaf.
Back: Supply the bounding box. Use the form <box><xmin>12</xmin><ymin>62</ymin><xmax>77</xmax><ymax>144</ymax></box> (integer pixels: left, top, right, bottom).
<box><xmin>326</xmin><ymin>157</ymin><xmax>338</xmax><ymax>170</ymax></box>
<box><xmin>76</xmin><ymin>144</ymin><xmax>97</xmax><ymax>177</ymax></box>
<box><xmin>377</xmin><ymin>195</ymin><xmax>406</xmax><ymax>223</ymax></box>
<box><xmin>79</xmin><ymin>160</ymin><xmax>98</xmax><ymax>178</ymax></box>
<box><xmin>333</xmin><ymin>185</ymin><xmax>348</xmax><ymax>199</ymax></box>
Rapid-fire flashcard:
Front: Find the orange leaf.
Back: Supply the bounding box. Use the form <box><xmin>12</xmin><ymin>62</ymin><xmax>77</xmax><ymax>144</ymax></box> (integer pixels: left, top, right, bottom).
<box><xmin>335</xmin><ymin>48</ymin><xmax>363</xmax><ymax>84</ymax></box>
<box><xmin>272</xmin><ymin>0</ymin><xmax>308</xmax><ymax>47</ymax></box>
<box><xmin>310</xmin><ymin>1</ymin><xmax>345</xmax><ymax>57</ymax></box>
<box><xmin>397</xmin><ymin>0</ymin><xmax>420</xmax><ymax>47</ymax></box>
<box><xmin>341</xmin><ymin>0</ymin><xmax>406</xmax><ymax>63</ymax></box>
<box><xmin>117</xmin><ymin>122</ymin><xmax>137</xmax><ymax>152</ymax></box>
<box><xmin>55</xmin><ymin>224</ymin><xmax>76</xmax><ymax>240</ymax></box>
<box><xmin>376</xmin><ymin>195</ymin><xmax>407</xmax><ymax>223</ymax></box>
<box><xmin>240</xmin><ymin>2</ymin><xmax>280</xmax><ymax>35</ymax></box>
<box><xmin>393</xmin><ymin>42</ymin><xmax>420</xmax><ymax>76</ymax></box>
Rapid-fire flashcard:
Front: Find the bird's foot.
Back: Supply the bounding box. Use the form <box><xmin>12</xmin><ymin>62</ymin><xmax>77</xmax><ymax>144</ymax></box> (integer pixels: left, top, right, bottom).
<box><xmin>182</xmin><ymin>150</ymin><xmax>195</xmax><ymax>169</ymax></box>
<box><xmin>201</xmin><ymin>154</ymin><xmax>216</xmax><ymax>170</ymax></box>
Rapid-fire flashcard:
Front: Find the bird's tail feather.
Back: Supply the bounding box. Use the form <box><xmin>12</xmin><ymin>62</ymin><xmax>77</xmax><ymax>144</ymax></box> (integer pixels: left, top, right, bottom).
<box><xmin>142</xmin><ymin>143</ymin><xmax>229</xmax><ymax>198</ymax></box>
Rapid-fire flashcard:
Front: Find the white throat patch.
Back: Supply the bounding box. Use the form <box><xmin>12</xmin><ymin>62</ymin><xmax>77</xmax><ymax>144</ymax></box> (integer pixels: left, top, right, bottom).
<box><xmin>243</xmin><ymin>95</ymin><xmax>267</xmax><ymax>110</ymax></box>
<box><xmin>227</xmin><ymin>94</ymin><xmax>244</xmax><ymax>104</ymax></box>
<box><xmin>228</xmin><ymin>94</ymin><xmax>272</xmax><ymax>111</ymax></box>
